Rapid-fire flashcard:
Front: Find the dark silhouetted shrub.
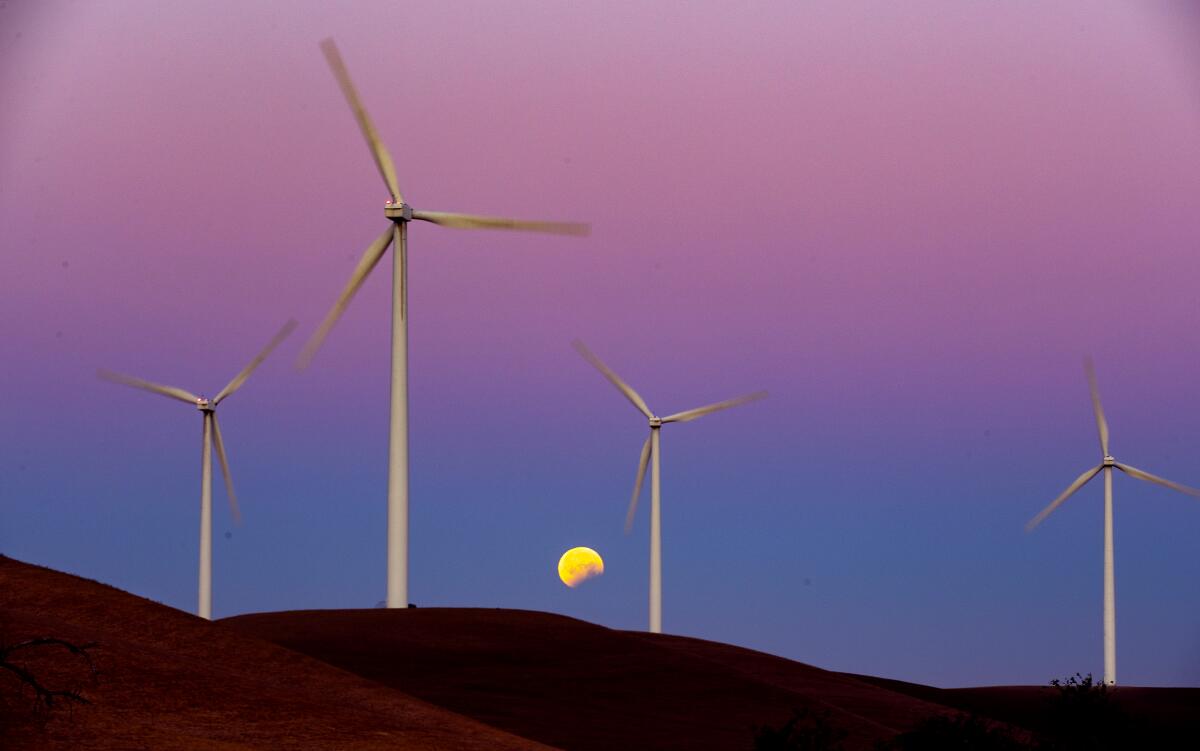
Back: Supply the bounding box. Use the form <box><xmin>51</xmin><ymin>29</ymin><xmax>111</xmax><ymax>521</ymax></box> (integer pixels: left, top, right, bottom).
<box><xmin>877</xmin><ymin>712</ymin><xmax>1026</xmax><ymax>750</ymax></box>
<box><xmin>1038</xmin><ymin>673</ymin><xmax>1136</xmax><ymax>751</ymax></box>
<box><xmin>752</xmin><ymin>706</ymin><xmax>847</xmax><ymax>751</ymax></box>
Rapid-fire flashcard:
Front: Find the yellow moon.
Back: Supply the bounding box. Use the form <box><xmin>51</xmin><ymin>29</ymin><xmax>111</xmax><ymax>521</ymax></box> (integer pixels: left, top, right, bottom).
<box><xmin>558</xmin><ymin>547</ymin><xmax>604</xmax><ymax>588</ymax></box>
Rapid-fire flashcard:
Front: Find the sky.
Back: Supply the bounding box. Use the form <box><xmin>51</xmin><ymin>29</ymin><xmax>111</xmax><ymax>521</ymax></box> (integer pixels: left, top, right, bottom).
<box><xmin>3</xmin><ymin>1</ymin><xmax>1200</xmax><ymax>688</ymax></box>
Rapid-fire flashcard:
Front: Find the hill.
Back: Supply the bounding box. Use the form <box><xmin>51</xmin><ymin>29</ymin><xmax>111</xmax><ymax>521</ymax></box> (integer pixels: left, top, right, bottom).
<box><xmin>0</xmin><ymin>555</ymin><xmax>548</xmax><ymax>750</ymax></box>
<box><xmin>6</xmin><ymin>554</ymin><xmax>1195</xmax><ymax>749</ymax></box>
<box><xmin>223</xmin><ymin>608</ymin><xmax>958</xmax><ymax>750</ymax></box>
<box><xmin>849</xmin><ymin>674</ymin><xmax>1200</xmax><ymax>744</ymax></box>
<box><xmin>225</xmin><ymin>609</ymin><xmax>1200</xmax><ymax>749</ymax></box>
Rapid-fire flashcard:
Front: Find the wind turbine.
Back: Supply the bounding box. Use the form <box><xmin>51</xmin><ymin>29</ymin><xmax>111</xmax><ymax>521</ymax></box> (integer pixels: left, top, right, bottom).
<box><xmin>100</xmin><ymin>319</ymin><xmax>296</xmax><ymax>620</ymax></box>
<box><xmin>1026</xmin><ymin>357</ymin><xmax>1200</xmax><ymax>685</ymax></box>
<box><xmin>572</xmin><ymin>340</ymin><xmax>766</xmax><ymax>633</ymax></box>
<box><xmin>297</xmin><ymin>39</ymin><xmax>589</xmax><ymax>610</ymax></box>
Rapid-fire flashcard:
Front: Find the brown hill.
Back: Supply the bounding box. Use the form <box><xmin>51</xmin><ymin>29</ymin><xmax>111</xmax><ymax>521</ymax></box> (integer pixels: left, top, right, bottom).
<box><xmin>224</xmin><ymin>609</ymin><xmax>1200</xmax><ymax>749</ymax></box>
<box><xmin>849</xmin><ymin>674</ymin><xmax>1200</xmax><ymax>743</ymax></box>
<box><xmin>7</xmin><ymin>555</ymin><xmax>1194</xmax><ymax>750</ymax></box>
<box><xmin>223</xmin><ymin>608</ymin><xmax>959</xmax><ymax>750</ymax></box>
<box><xmin>0</xmin><ymin>555</ymin><xmax>549</xmax><ymax>750</ymax></box>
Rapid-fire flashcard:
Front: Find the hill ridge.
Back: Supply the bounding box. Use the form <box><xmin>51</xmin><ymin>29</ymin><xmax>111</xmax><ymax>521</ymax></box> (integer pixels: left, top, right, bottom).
<box><xmin>0</xmin><ymin>555</ymin><xmax>551</xmax><ymax>750</ymax></box>
<box><xmin>223</xmin><ymin>606</ymin><xmax>958</xmax><ymax>750</ymax></box>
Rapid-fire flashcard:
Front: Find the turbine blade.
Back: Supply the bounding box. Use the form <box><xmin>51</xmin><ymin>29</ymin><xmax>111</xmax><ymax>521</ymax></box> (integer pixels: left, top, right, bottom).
<box><xmin>296</xmin><ymin>227</ymin><xmax>394</xmax><ymax>370</ymax></box>
<box><xmin>214</xmin><ymin>319</ymin><xmax>298</xmax><ymax>405</ymax></box>
<box><xmin>571</xmin><ymin>339</ymin><xmax>653</xmax><ymax>419</ymax></box>
<box><xmin>209</xmin><ymin>413</ymin><xmax>240</xmax><ymax>524</ymax></box>
<box><xmin>661</xmin><ymin>391</ymin><xmax>768</xmax><ymax>424</ymax></box>
<box><xmin>97</xmin><ymin>369</ymin><xmax>199</xmax><ymax>405</ymax></box>
<box><xmin>412</xmin><ymin>210</ymin><xmax>590</xmax><ymax>236</ymax></box>
<box><xmin>625</xmin><ymin>434</ymin><xmax>653</xmax><ymax>534</ymax></box>
<box><xmin>1085</xmin><ymin>357</ymin><xmax>1110</xmax><ymax>456</ymax></box>
<box><xmin>319</xmin><ymin>37</ymin><xmax>404</xmax><ymax>204</ymax></box>
<box><xmin>1025</xmin><ymin>464</ymin><xmax>1102</xmax><ymax>532</ymax></box>
<box><xmin>1115</xmin><ymin>461</ymin><xmax>1200</xmax><ymax>498</ymax></box>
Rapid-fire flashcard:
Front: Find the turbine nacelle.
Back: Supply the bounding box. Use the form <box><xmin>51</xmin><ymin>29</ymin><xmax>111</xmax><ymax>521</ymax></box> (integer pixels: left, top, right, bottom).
<box><xmin>196</xmin><ymin>396</ymin><xmax>213</xmax><ymax>412</ymax></box>
<box><xmin>384</xmin><ymin>201</ymin><xmax>413</xmax><ymax>222</ymax></box>
<box><xmin>1102</xmin><ymin>454</ymin><xmax>1115</xmax><ymax>467</ymax></box>
<box><xmin>648</xmin><ymin>416</ymin><xmax>663</xmax><ymax>428</ymax></box>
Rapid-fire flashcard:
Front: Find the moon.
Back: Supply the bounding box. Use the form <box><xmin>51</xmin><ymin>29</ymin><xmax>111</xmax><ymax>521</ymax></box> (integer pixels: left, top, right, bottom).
<box><xmin>558</xmin><ymin>547</ymin><xmax>604</xmax><ymax>588</ymax></box>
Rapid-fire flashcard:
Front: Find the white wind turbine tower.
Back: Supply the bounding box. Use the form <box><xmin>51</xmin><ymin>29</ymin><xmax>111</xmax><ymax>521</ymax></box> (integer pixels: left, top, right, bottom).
<box><xmin>1026</xmin><ymin>357</ymin><xmax>1200</xmax><ymax>685</ymax></box>
<box><xmin>297</xmin><ymin>39</ymin><xmax>589</xmax><ymax>610</ymax></box>
<box><xmin>573</xmin><ymin>340</ymin><xmax>766</xmax><ymax>634</ymax></box>
<box><xmin>100</xmin><ymin>320</ymin><xmax>296</xmax><ymax>620</ymax></box>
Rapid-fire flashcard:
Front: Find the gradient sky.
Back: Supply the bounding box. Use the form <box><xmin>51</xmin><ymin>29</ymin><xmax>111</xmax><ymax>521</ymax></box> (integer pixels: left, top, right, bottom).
<box><xmin>4</xmin><ymin>1</ymin><xmax>1200</xmax><ymax>688</ymax></box>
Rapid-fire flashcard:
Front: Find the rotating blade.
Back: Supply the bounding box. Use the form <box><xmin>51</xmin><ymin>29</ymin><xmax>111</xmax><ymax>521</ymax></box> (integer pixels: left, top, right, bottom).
<box><xmin>296</xmin><ymin>227</ymin><xmax>394</xmax><ymax>370</ymax></box>
<box><xmin>97</xmin><ymin>369</ymin><xmax>199</xmax><ymax>405</ymax></box>
<box><xmin>412</xmin><ymin>210</ymin><xmax>590</xmax><ymax>236</ymax></box>
<box><xmin>661</xmin><ymin>391</ymin><xmax>768</xmax><ymax>424</ymax></box>
<box><xmin>209</xmin><ymin>413</ymin><xmax>240</xmax><ymax>524</ymax></box>
<box><xmin>1085</xmin><ymin>357</ymin><xmax>1110</xmax><ymax>456</ymax></box>
<box><xmin>571</xmin><ymin>339</ymin><xmax>653</xmax><ymax>419</ymax></box>
<box><xmin>214</xmin><ymin>319</ymin><xmax>298</xmax><ymax>405</ymax></box>
<box><xmin>1025</xmin><ymin>464</ymin><xmax>1102</xmax><ymax>532</ymax></box>
<box><xmin>1115</xmin><ymin>461</ymin><xmax>1200</xmax><ymax>498</ymax></box>
<box><xmin>319</xmin><ymin>38</ymin><xmax>404</xmax><ymax>204</ymax></box>
<box><xmin>625</xmin><ymin>434</ymin><xmax>653</xmax><ymax>534</ymax></box>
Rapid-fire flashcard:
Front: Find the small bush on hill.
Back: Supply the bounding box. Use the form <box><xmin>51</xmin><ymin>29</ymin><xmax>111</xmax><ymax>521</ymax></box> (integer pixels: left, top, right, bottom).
<box><xmin>1038</xmin><ymin>673</ymin><xmax>1136</xmax><ymax>751</ymax></box>
<box><xmin>752</xmin><ymin>706</ymin><xmax>847</xmax><ymax>751</ymax></box>
<box><xmin>876</xmin><ymin>712</ymin><xmax>1027</xmax><ymax>750</ymax></box>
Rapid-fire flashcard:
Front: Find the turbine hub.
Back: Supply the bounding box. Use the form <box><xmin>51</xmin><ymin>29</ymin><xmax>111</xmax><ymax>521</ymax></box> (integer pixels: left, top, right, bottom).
<box><xmin>1103</xmin><ymin>455</ymin><xmax>1115</xmax><ymax>467</ymax></box>
<box><xmin>384</xmin><ymin>201</ymin><xmax>412</xmax><ymax>222</ymax></box>
<box><xmin>648</xmin><ymin>416</ymin><xmax>662</xmax><ymax>428</ymax></box>
<box><xmin>196</xmin><ymin>396</ymin><xmax>212</xmax><ymax>412</ymax></box>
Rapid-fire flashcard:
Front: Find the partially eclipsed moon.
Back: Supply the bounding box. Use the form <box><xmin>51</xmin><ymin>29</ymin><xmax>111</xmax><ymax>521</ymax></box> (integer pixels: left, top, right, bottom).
<box><xmin>558</xmin><ymin>546</ymin><xmax>604</xmax><ymax>588</ymax></box>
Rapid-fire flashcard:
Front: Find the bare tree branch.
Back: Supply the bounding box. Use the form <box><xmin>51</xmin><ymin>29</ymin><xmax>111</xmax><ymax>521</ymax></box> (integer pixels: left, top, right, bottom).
<box><xmin>0</xmin><ymin>636</ymin><xmax>98</xmax><ymax>710</ymax></box>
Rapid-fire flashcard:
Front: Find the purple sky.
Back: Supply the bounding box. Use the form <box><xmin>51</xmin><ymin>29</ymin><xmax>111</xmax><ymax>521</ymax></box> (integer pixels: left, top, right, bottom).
<box><xmin>4</xmin><ymin>1</ymin><xmax>1200</xmax><ymax>687</ymax></box>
